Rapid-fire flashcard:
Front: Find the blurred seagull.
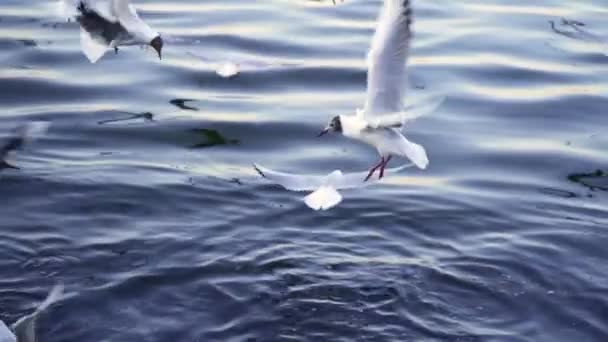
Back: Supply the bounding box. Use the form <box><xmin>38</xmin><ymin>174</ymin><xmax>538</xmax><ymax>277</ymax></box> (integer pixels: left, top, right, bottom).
<box><xmin>0</xmin><ymin>121</ymin><xmax>50</xmax><ymax>171</ymax></box>
<box><xmin>319</xmin><ymin>0</ymin><xmax>442</xmax><ymax>181</ymax></box>
<box><xmin>254</xmin><ymin>163</ymin><xmax>412</xmax><ymax>210</ymax></box>
<box><xmin>549</xmin><ymin>18</ymin><xmax>608</xmax><ymax>56</ymax></box>
<box><xmin>0</xmin><ymin>284</ymin><xmax>64</xmax><ymax>342</ymax></box>
<box><xmin>60</xmin><ymin>0</ymin><xmax>163</xmax><ymax>63</ymax></box>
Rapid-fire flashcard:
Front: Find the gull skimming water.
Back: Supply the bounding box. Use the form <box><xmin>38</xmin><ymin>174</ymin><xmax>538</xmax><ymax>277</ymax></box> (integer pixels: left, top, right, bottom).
<box><xmin>319</xmin><ymin>0</ymin><xmax>440</xmax><ymax>181</ymax></box>
<box><xmin>60</xmin><ymin>0</ymin><xmax>163</xmax><ymax>63</ymax></box>
<box><xmin>254</xmin><ymin>163</ymin><xmax>412</xmax><ymax>210</ymax></box>
<box><xmin>0</xmin><ymin>285</ymin><xmax>64</xmax><ymax>342</ymax></box>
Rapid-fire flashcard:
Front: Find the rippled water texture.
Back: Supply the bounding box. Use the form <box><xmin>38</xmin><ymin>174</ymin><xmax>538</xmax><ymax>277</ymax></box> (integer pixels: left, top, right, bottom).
<box><xmin>1</xmin><ymin>0</ymin><xmax>607</xmax><ymax>341</ymax></box>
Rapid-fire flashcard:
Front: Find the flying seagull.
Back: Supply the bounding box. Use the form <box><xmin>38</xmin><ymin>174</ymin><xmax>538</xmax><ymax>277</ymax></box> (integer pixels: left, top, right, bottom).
<box><xmin>319</xmin><ymin>0</ymin><xmax>441</xmax><ymax>181</ymax></box>
<box><xmin>549</xmin><ymin>18</ymin><xmax>608</xmax><ymax>56</ymax></box>
<box><xmin>254</xmin><ymin>163</ymin><xmax>412</xmax><ymax>210</ymax></box>
<box><xmin>0</xmin><ymin>284</ymin><xmax>64</xmax><ymax>342</ymax></box>
<box><xmin>0</xmin><ymin>121</ymin><xmax>50</xmax><ymax>171</ymax></box>
<box><xmin>60</xmin><ymin>0</ymin><xmax>163</xmax><ymax>63</ymax></box>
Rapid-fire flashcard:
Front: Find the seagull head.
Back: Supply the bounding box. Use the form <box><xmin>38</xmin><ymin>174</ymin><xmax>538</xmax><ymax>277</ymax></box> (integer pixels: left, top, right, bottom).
<box><xmin>318</xmin><ymin>116</ymin><xmax>342</xmax><ymax>137</ymax></box>
<box><xmin>150</xmin><ymin>36</ymin><xmax>163</xmax><ymax>60</ymax></box>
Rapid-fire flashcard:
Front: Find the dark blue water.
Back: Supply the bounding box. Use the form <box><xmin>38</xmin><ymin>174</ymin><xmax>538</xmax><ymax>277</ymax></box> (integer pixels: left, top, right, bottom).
<box><xmin>1</xmin><ymin>0</ymin><xmax>607</xmax><ymax>341</ymax></box>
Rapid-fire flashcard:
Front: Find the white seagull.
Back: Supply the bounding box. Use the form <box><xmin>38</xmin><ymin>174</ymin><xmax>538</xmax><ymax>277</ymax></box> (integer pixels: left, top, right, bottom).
<box><xmin>254</xmin><ymin>163</ymin><xmax>412</xmax><ymax>210</ymax></box>
<box><xmin>60</xmin><ymin>0</ymin><xmax>163</xmax><ymax>63</ymax></box>
<box><xmin>0</xmin><ymin>285</ymin><xmax>64</xmax><ymax>342</ymax></box>
<box><xmin>319</xmin><ymin>0</ymin><xmax>438</xmax><ymax>181</ymax></box>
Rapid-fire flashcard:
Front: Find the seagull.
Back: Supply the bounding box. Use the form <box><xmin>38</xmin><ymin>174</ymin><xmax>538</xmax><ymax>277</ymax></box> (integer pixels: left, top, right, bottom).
<box><xmin>319</xmin><ymin>0</ymin><xmax>439</xmax><ymax>181</ymax></box>
<box><xmin>60</xmin><ymin>0</ymin><xmax>163</xmax><ymax>63</ymax></box>
<box><xmin>0</xmin><ymin>284</ymin><xmax>64</xmax><ymax>342</ymax></box>
<box><xmin>254</xmin><ymin>163</ymin><xmax>412</xmax><ymax>210</ymax></box>
<box><xmin>549</xmin><ymin>18</ymin><xmax>608</xmax><ymax>56</ymax></box>
<box><xmin>0</xmin><ymin>122</ymin><xmax>50</xmax><ymax>171</ymax></box>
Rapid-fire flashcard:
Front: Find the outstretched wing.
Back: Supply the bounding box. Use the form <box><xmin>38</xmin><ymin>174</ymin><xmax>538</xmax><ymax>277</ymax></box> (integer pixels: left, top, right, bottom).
<box><xmin>333</xmin><ymin>163</ymin><xmax>414</xmax><ymax>188</ymax></box>
<box><xmin>304</xmin><ymin>186</ymin><xmax>342</xmax><ymax>211</ymax></box>
<box><xmin>0</xmin><ymin>320</ymin><xmax>15</xmax><ymax>342</ymax></box>
<box><xmin>254</xmin><ymin>164</ymin><xmax>326</xmax><ymax>191</ymax></box>
<box><xmin>111</xmin><ymin>0</ymin><xmax>157</xmax><ymax>41</ymax></box>
<box><xmin>363</xmin><ymin>0</ymin><xmax>414</xmax><ymax>118</ymax></box>
<box><xmin>12</xmin><ymin>284</ymin><xmax>64</xmax><ymax>342</ymax></box>
<box><xmin>365</xmin><ymin>95</ymin><xmax>446</xmax><ymax>129</ymax></box>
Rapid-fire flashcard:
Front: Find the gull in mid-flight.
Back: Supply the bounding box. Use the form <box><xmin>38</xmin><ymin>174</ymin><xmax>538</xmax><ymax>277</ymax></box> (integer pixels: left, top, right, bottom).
<box><xmin>549</xmin><ymin>18</ymin><xmax>608</xmax><ymax>56</ymax></box>
<box><xmin>0</xmin><ymin>285</ymin><xmax>64</xmax><ymax>342</ymax></box>
<box><xmin>0</xmin><ymin>121</ymin><xmax>50</xmax><ymax>171</ymax></box>
<box><xmin>319</xmin><ymin>0</ymin><xmax>441</xmax><ymax>181</ymax></box>
<box><xmin>60</xmin><ymin>0</ymin><xmax>163</xmax><ymax>63</ymax></box>
<box><xmin>254</xmin><ymin>163</ymin><xmax>412</xmax><ymax>210</ymax></box>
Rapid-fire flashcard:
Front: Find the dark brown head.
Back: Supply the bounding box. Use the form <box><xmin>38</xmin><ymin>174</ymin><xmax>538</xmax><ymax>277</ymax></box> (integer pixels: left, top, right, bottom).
<box><xmin>318</xmin><ymin>116</ymin><xmax>342</xmax><ymax>137</ymax></box>
<box><xmin>150</xmin><ymin>36</ymin><xmax>163</xmax><ymax>60</ymax></box>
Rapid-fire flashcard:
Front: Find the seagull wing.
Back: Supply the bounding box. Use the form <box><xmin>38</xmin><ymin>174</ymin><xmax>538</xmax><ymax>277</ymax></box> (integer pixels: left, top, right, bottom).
<box><xmin>80</xmin><ymin>27</ymin><xmax>109</xmax><ymax>62</ymax></box>
<box><xmin>363</xmin><ymin>0</ymin><xmax>414</xmax><ymax>120</ymax></box>
<box><xmin>11</xmin><ymin>284</ymin><xmax>64</xmax><ymax>342</ymax></box>
<box><xmin>304</xmin><ymin>186</ymin><xmax>342</xmax><ymax>210</ymax></box>
<box><xmin>0</xmin><ymin>320</ymin><xmax>15</xmax><ymax>342</ymax></box>
<box><xmin>365</xmin><ymin>95</ymin><xmax>446</xmax><ymax>128</ymax></box>
<box><xmin>254</xmin><ymin>164</ymin><xmax>326</xmax><ymax>191</ymax></box>
<box><xmin>111</xmin><ymin>0</ymin><xmax>157</xmax><ymax>40</ymax></box>
<box><xmin>333</xmin><ymin>163</ymin><xmax>414</xmax><ymax>188</ymax></box>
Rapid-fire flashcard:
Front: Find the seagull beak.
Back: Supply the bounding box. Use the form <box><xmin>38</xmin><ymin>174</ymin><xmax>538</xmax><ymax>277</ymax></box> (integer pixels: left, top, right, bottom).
<box><xmin>318</xmin><ymin>128</ymin><xmax>329</xmax><ymax>137</ymax></box>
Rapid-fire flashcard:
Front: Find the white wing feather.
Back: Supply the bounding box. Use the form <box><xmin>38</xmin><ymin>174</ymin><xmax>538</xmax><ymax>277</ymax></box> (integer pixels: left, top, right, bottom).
<box><xmin>111</xmin><ymin>0</ymin><xmax>157</xmax><ymax>41</ymax></box>
<box><xmin>395</xmin><ymin>133</ymin><xmax>428</xmax><ymax>169</ymax></box>
<box><xmin>363</xmin><ymin>0</ymin><xmax>414</xmax><ymax>118</ymax></box>
<box><xmin>366</xmin><ymin>95</ymin><xmax>446</xmax><ymax>129</ymax></box>
<box><xmin>304</xmin><ymin>186</ymin><xmax>342</xmax><ymax>211</ymax></box>
<box><xmin>254</xmin><ymin>164</ymin><xmax>326</xmax><ymax>191</ymax></box>
<box><xmin>11</xmin><ymin>284</ymin><xmax>64</xmax><ymax>342</ymax></box>
<box><xmin>0</xmin><ymin>321</ymin><xmax>15</xmax><ymax>342</ymax></box>
<box><xmin>80</xmin><ymin>27</ymin><xmax>109</xmax><ymax>63</ymax></box>
<box><xmin>254</xmin><ymin>163</ymin><xmax>413</xmax><ymax>191</ymax></box>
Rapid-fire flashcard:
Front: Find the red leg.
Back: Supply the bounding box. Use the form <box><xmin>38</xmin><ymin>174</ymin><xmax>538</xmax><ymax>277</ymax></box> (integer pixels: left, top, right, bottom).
<box><xmin>364</xmin><ymin>157</ymin><xmax>385</xmax><ymax>182</ymax></box>
<box><xmin>378</xmin><ymin>155</ymin><xmax>392</xmax><ymax>179</ymax></box>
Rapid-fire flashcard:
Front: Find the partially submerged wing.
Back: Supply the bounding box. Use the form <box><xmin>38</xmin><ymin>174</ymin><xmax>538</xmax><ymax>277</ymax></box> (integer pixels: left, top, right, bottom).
<box><xmin>332</xmin><ymin>163</ymin><xmax>414</xmax><ymax>188</ymax></box>
<box><xmin>255</xmin><ymin>163</ymin><xmax>413</xmax><ymax>191</ymax></box>
<box><xmin>12</xmin><ymin>284</ymin><xmax>64</xmax><ymax>342</ymax></box>
<box><xmin>254</xmin><ymin>164</ymin><xmax>326</xmax><ymax>191</ymax></box>
<box><xmin>363</xmin><ymin>0</ymin><xmax>414</xmax><ymax>118</ymax></box>
<box><xmin>304</xmin><ymin>186</ymin><xmax>342</xmax><ymax>211</ymax></box>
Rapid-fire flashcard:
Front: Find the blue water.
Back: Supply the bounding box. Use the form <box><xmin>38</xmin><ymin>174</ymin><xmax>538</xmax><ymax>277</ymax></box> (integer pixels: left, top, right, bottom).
<box><xmin>1</xmin><ymin>0</ymin><xmax>607</xmax><ymax>341</ymax></box>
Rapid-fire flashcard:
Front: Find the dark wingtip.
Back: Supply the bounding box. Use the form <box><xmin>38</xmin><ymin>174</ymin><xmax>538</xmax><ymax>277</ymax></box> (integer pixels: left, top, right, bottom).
<box><xmin>0</xmin><ymin>160</ymin><xmax>19</xmax><ymax>170</ymax></box>
<box><xmin>253</xmin><ymin>164</ymin><xmax>266</xmax><ymax>178</ymax></box>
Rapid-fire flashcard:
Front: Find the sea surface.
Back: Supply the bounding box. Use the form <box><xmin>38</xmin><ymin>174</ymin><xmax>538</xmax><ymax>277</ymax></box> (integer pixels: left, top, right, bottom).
<box><xmin>1</xmin><ymin>0</ymin><xmax>607</xmax><ymax>341</ymax></box>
